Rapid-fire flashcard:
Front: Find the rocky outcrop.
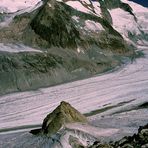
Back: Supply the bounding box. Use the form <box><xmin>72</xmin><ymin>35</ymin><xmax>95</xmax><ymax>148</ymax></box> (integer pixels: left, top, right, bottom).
<box><xmin>89</xmin><ymin>123</ymin><xmax>148</xmax><ymax>148</ymax></box>
<box><xmin>30</xmin><ymin>101</ymin><xmax>87</xmax><ymax>136</ymax></box>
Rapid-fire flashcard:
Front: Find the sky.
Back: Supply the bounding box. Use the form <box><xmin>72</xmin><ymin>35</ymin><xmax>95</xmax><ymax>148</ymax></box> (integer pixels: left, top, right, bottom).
<box><xmin>129</xmin><ymin>0</ymin><xmax>148</xmax><ymax>7</ymax></box>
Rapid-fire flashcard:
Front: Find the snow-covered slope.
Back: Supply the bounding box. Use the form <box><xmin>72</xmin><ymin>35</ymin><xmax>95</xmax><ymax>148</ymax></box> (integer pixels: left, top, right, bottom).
<box><xmin>121</xmin><ymin>0</ymin><xmax>148</xmax><ymax>13</ymax></box>
<box><xmin>0</xmin><ymin>1</ymin><xmax>43</xmax><ymax>28</ymax></box>
<box><xmin>65</xmin><ymin>0</ymin><xmax>102</xmax><ymax>17</ymax></box>
<box><xmin>109</xmin><ymin>8</ymin><xmax>140</xmax><ymax>40</ymax></box>
<box><xmin>109</xmin><ymin>0</ymin><xmax>148</xmax><ymax>44</ymax></box>
<box><xmin>0</xmin><ymin>0</ymin><xmax>40</xmax><ymax>13</ymax></box>
<box><xmin>121</xmin><ymin>0</ymin><xmax>148</xmax><ymax>45</ymax></box>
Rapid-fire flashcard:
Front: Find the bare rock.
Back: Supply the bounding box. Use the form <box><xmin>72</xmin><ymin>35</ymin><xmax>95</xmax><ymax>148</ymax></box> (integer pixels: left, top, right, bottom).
<box><xmin>30</xmin><ymin>101</ymin><xmax>87</xmax><ymax>136</ymax></box>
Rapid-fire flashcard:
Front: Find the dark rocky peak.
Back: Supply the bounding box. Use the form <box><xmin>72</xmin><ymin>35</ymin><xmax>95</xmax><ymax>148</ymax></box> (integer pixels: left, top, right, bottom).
<box><xmin>28</xmin><ymin>0</ymin><xmax>80</xmax><ymax>48</ymax></box>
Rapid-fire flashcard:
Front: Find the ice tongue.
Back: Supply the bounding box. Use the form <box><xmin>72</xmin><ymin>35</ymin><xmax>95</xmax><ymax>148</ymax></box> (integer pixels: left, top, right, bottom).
<box><xmin>30</xmin><ymin>101</ymin><xmax>87</xmax><ymax>136</ymax></box>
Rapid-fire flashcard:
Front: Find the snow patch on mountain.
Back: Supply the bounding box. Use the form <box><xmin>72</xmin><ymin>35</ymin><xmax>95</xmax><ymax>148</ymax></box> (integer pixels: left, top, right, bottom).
<box><xmin>77</xmin><ymin>47</ymin><xmax>84</xmax><ymax>53</ymax></box>
<box><xmin>72</xmin><ymin>16</ymin><xmax>80</xmax><ymax>23</ymax></box>
<box><xmin>109</xmin><ymin>8</ymin><xmax>141</xmax><ymax>40</ymax></box>
<box><xmin>84</xmin><ymin>20</ymin><xmax>104</xmax><ymax>32</ymax></box>
<box><xmin>0</xmin><ymin>43</ymin><xmax>42</xmax><ymax>53</ymax></box>
<box><xmin>121</xmin><ymin>0</ymin><xmax>148</xmax><ymax>34</ymax></box>
<box><xmin>81</xmin><ymin>0</ymin><xmax>91</xmax><ymax>5</ymax></box>
<box><xmin>65</xmin><ymin>0</ymin><xmax>102</xmax><ymax>17</ymax></box>
<box><xmin>47</xmin><ymin>2</ymin><xmax>52</xmax><ymax>8</ymax></box>
<box><xmin>0</xmin><ymin>0</ymin><xmax>41</xmax><ymax>13</ymax></box>
<box><xmin>92</xmin><ymin>1</ymin><xmax>102</xmax><ymax>17</ymax></box>
<box><xmin>66</xmin><ymin>1</ymin><xmax>91</xmax><ymax>14</ymax></box>
<box><xmin>0</xmin><ymin>1</ymin><xmax>43</xmax><ymax>28</ymax></box>
<box><xmin>121</xmin><ymin>0</ymin><xmax>148</xmax><ymax>13</ymax></box>
<box><xmin>66</xmin><ymin>123</ymin><xmax>119</xmax><ymax>138</ymax></box>
<box><xmin>119</xmin><ymin>0</ymin><xmax>148</xmax><ymax>46</ymax></box>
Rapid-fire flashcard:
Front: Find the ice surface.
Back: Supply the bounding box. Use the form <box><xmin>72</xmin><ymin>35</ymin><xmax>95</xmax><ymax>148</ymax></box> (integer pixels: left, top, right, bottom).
<box><xmin>109</xmin><ymin>8</ymin><xmax>141</xmax><ymax>39</ymax></box>
<box><xmin>0</xmin><ymin>46</ymin><xmax>147</xmax><ymax>129</ymax></box>
<box><xmin>0</xmin><ymin>0</ymin><xmax>41</xmax><ymax>13</ymax></box>
<box><xmin>0</xmin><ymin>43</ymin><xmax>42</xmax><ymax>53</ymax></box>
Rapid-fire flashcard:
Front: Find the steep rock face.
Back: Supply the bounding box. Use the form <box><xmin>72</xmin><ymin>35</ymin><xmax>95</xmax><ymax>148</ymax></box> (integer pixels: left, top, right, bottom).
<box><xmin>31</xmin><ymin>101</ymin><xmax>87</xmax><ymax>136</ymax></box>
<box><xmin>28</xmin><ymin>0</ymin><xmax>80</xmax><ymax>48</ymax></box>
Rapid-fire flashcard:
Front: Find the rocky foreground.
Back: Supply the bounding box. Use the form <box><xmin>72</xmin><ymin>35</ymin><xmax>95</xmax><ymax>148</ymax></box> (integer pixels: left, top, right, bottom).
<box><xmin>89</xmin><ymin>124</ymin><xmax>148</xmax><ymax>148</ymax></box>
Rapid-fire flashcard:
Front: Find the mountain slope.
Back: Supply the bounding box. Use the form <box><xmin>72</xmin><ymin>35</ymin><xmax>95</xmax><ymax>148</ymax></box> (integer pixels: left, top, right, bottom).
<box><xmin>109</xmin><ymin>0</ymin><xmax>148</xmax><ymax>45</ymax></box>
<box><xmin>0</xmin><ymin>0</ymin><xmax>146</xmax><ymax>95</ymax></box>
